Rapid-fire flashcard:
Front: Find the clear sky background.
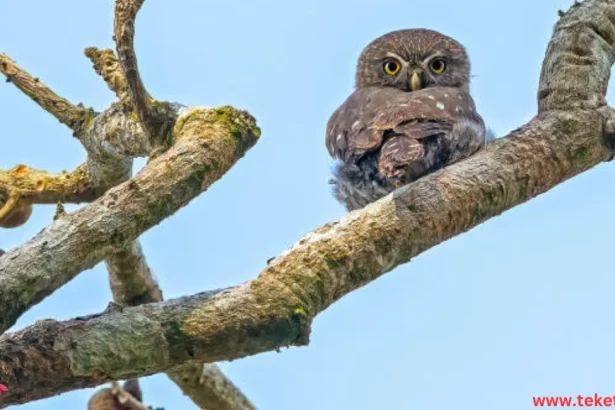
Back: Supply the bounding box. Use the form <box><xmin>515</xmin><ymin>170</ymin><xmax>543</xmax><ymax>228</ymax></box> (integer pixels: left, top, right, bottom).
<box><xmin>2</xmin><ymin>0</ymin><xmax>614</xmax><ymax>409</ymax></box>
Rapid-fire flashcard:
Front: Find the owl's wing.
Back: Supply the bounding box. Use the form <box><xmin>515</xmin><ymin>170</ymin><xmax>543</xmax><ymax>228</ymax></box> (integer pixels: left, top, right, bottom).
<box><xmin>326</xmin><ymin>86</ymin><xmax>464</xmax><ymax>162</ymax></box>
<box><xmin>326</xmin><ymin>88</ymin><xmax>383</xmax><ymax>161</ymax></box>
<box><xmin>378</xmin><ymin>135</ymin><xmax>424</xmax><ymax>179</ymax></box>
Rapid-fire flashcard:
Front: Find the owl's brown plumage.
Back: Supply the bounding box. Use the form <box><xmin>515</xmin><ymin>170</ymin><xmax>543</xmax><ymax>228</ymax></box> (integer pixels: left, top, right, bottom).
<box><xmin>327</xmin><ymin>29</ymin><xmax>488</xmax><ymax>211</ymax></box>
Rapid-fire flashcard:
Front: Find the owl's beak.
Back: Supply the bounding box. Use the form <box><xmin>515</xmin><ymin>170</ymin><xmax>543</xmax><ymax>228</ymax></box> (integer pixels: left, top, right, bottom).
<box><xmin>410</xmin><ymin>71</ymin><xmax>423</xmax><ymax>91</ymax></box>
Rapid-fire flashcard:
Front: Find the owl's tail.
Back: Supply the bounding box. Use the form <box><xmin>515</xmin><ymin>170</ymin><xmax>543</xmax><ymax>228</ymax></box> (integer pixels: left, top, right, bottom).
<box><xmin>330</xmin><ymin>155</ymin><xmax>395</xmax><ymax>211</ymax></box>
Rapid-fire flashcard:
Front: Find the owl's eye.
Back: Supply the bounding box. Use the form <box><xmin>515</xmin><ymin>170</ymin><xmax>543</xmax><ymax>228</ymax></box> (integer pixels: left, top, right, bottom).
<box><xmin>429</xmin><ymin>58</ymin><xmax>447</xmax><ymax>74</ymax></box>
<box><xmin>383</xmin><ymin>59</ymin><xmax>401</xmax><ymax>76</ymax></box>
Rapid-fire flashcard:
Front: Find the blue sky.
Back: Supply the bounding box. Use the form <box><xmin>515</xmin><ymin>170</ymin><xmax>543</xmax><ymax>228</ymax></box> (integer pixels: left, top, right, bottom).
<box><xmin>2</xmin><ymin>0</ymin><xmax>614</xmax><ymax>409</ymax></box>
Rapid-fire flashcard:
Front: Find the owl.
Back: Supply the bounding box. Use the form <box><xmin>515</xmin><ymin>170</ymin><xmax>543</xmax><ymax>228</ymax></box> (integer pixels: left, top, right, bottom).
<box><xmin>326</xmin><ymin>29</ymin><xmax>489</xmax><ymax>211</ymax></box>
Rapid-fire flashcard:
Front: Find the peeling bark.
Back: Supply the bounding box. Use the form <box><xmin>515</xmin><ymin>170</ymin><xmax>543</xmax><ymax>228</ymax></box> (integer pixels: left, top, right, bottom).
<box><xmin>1</xmin><ymin>0</ymin><xmax>614</xmax><ymax>408</ymax></box>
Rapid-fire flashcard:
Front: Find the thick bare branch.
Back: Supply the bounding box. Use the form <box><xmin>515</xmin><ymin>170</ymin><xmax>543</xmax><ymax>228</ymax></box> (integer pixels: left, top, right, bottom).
<box><xmin>3</xmin><ymin>7</ymin><xmax>254</xmax><ymax>410</ymax></box>
<box><xmin>539</xmin><ymin>0</ymin><xmax>615</xmax><ymax>111</ymax></box>
<box><xmin>85</xmin><ymin>44</ymin><xmax>255</xmax><ymax>409</ymax></box>
<box><xmin>113</xmin><ymin>0</ymin><xmax>159</xmax><ymax>140</ymax></box>
<box><xmin>0</xmin><ymin>284</ymin><xmax>295</xmax><ymax>408</ymax></box>
<box><xmin>0</xmin><ymin>106</ymin><xmax>259</xmax><ymax>334</ymax></box>
<box><xmin>0</xmin><ymin>108</ymin><xmax>260</xmax><ymax>409</ymax></box>
<box><xmin>0</xmin><ymin>53</ymin><xmax>93</xmax><ymax>131</ymax></box>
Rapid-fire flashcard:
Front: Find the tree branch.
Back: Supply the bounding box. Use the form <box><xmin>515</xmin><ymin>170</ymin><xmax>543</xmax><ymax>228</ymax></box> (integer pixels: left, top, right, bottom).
<box><xmin>105</xmin><ymin>242</ymin><xmax>255</xmax><ymax>410</ymax></box>
<box><xmin>84</xmin><ymin>39</ymin><xmax>254</xmax><ymax>409</ymax></box>
<box><xmin>0</xmin><ymin>284</ymin><xmax>295</xmax><ymax>408</ymax></box>
<box><xmin>0</xmin><ymin>94</ymin><xmax>612</xmax><ymax>407</ymax></box>
<box><xmin>0</xmin><ymin>106</ymin><xmax>146</xmax><ymax>229</ymax></box>
<box><xmin>0</xmin><ymin>106</ymin><xmax>259</xmax><ymax>408</ymax></box>
<box><xmin>2</xmin><ymin>0</ymin><xmax>614</xmax><ymax>407</ymax></box>
<box><xmin>113</xmin><ymin>0</ymin><xmax>160</xmax><ymax>142</ymax></box>
<box><xmin>0</xmin><ymin>56</ymin><xmax>147</xmax><ymax>228</ymax></box>
<box><xmin>106</xmin><ymin>242</ymin><xmax>162</xmax><ymax>307</ymax></box>
<box><xmin>2</xmin><ymin>3</ymin><xmax>258</xmax><ymax>408</ymax></box>
<box><xmin>1</xmin><ymin>0</ymin><xmax>614</xmax><ymax>404</ymax></box>
<box><xmin>85</xmin><ymin>47</ymin><xmax>131</xmax><ymax>110</ymax></box>
<box><xmin>0</xmin><ymin>48</ymin><xmax>155</xmax><ymax>229</ymax></box>
<box><xmin>0</xmin><ymin>53</ymin><xmax>93</xmax><ymax>131</ymax></box>
<box><xmin>84</xmin><ymin>28</ymin><xmax>255</xmax><ymax>410</ymax></box>
<box><xmin>539</xmin><ymin>0</ymin><xmax>615</xmax><ymax>112</ymax></box>
<box><xmin>0</xmin><ymin>164</ymin><xmax>100</xmax><ymax>205</ymax></box>
<box><xmin>167</xmin><ymin>363</ymin><xmax>256</xmax><ymax>410</ymax></box>
<box><xmin>0</xmin><ymin>105</ymin><xmax>259</xmax><ymax>333</ymax></box>
<box><xmin>0</xmin><ymin>164</ymin><xmax>101</xmax><ymax>229</ymax></box>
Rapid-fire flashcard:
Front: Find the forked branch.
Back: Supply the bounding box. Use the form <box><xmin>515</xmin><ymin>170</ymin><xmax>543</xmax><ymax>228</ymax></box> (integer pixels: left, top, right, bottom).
<box><xmin>1</xmin><ymin>2</ymin><xmax>260</xmax><ymax>409</ymax></box>
<box><xmin>0</xmin><ymin>53</ymin><xmax>93</xmax><ymax>131</ymax></box>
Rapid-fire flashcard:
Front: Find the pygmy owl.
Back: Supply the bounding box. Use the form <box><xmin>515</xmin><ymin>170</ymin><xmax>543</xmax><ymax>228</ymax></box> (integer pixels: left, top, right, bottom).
<box><xmin>326</xmin><ymin>29</ymin><xmax>489</xmax><ymax>211</ymax></box>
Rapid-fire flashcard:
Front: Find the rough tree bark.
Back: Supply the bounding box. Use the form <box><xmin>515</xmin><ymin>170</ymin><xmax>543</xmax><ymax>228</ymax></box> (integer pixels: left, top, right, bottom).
<box><xmin>0</xmin><ymin>0</ymin><xmax>613</xmax><ymax>408</ymax></box>
<box><xmin>1</xmin><ymin>1</ymin><xmax>258</xmax><ymax>409</ymax></box>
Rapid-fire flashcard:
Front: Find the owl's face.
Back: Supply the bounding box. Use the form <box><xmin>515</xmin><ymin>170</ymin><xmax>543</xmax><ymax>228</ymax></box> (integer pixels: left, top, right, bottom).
<box><xmin>355</xmin><ymin>29</ymin><xmax>470</xmax><ymax>92</ymax></box>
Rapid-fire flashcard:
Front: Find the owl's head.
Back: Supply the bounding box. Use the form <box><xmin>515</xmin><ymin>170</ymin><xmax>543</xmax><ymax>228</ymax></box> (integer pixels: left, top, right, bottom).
<box><xmin>355</xmin><ymin>29</ymin><xmax>470</xmax><ymax>92</ymax></box>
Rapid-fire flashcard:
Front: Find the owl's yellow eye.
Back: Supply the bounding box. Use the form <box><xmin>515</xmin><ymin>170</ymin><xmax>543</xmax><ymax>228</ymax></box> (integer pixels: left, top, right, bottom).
<box><xmin>383</xmin><ymin>59</ymin><xmax>401</xmax><ymax>76</ymax></box>
<box><xmin>429</xmin><ymin>58</ymin><xmax>447</xmax><ymax>74</ymax></box>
